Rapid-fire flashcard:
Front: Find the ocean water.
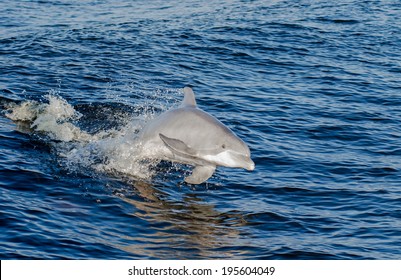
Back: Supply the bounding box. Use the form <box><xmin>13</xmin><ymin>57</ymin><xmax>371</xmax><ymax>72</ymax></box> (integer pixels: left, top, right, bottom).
<box><xmin>1</xmin><ymin>0</ymin><xmax>401</xmax><ymax>259</ymax></box>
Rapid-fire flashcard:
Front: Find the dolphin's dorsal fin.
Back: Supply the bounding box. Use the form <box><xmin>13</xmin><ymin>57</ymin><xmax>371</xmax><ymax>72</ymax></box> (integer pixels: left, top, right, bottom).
<box><xmin>181</xmin><ymin>87</ymin><xmax>197</xmax><ymax>107</ymax></box>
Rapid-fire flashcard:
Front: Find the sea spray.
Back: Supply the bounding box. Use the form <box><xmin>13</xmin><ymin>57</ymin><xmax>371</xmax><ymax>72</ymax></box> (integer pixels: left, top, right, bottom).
<box><xmin>7</xmin><ymin>94</ymin><xmax>90</xmax><ymax>142</ymax></box>
<box><xmin>5</xmin><ymin>89</ymin><xmax>182</xmax><ymax>181</ymax></box>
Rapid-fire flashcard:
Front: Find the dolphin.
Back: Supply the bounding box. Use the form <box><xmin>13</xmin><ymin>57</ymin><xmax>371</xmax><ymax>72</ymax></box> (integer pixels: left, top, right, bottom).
<box><xmin>138</xmin><ymin>87</ymin><xmax>255</xmax><ymax>184</ymax></box>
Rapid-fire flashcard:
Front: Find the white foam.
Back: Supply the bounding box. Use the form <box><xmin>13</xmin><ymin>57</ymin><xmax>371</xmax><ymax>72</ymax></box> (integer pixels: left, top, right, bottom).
<box><xmin>6</xmin><ymin>90</ymin><xmax>181</xmax><ymax>181</ymax></box>
<box><xmin>6</xmin><ymin>100</ymin><xmax>40</xmax><ymax>121</ymax></box>
<box><xmin>7</xmin><ymin>94</ymin><xmax>90</xmax><ymax>142</ymax></box>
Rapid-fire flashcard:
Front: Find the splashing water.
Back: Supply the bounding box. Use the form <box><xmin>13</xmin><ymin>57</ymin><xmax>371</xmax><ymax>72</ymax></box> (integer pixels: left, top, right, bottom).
<box><xmin>5</xmin><ymin>90</ymin><xmax>182</xmax><ymax>181</ymax></box>
<box><xmin>7</xmin><ymin>94</ymin><xmax>90</xmax><ymax>142</ymax></box>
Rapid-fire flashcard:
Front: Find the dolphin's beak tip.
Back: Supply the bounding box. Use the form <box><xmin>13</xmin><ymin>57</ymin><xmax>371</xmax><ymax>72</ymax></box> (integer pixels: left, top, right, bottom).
<box><xmin>247</xmin><ymin>160</ymin><xmax>255</xmax><ymax>171</ymax></box>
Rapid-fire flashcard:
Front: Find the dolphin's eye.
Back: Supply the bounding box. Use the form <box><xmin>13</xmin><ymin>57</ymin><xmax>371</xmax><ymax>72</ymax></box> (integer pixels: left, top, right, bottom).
<box><xmin>222</xmin><ymin>144</ymin><xmax>226</xmax><ymax>149</ymax></box>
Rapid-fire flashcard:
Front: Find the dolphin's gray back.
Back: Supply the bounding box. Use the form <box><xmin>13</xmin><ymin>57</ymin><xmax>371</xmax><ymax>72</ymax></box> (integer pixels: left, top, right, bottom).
<box><xmin>141</xmin><ymin>106</ymin><xmax>236</xmax><ymax>151</ymax></box>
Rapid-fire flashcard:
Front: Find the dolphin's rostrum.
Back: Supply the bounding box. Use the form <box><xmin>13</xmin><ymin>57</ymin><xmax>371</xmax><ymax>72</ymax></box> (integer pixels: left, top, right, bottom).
<box><xmin>139</xmin><ymin>87</ymin><xmax>255</xmax><ymax>184</ymax></box>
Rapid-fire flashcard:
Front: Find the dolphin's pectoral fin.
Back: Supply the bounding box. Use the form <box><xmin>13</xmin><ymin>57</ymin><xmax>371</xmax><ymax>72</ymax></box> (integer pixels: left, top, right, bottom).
<box><xmin>159</xmin><ymin>133</ymin><xmax>197</xmax><ymax>156</ymax></box>
<box><xmin>185</xmin><ymin>165</ymin><xmax>216</xmax><ymax>184</ymax></box>
<box><xmin>159</xmin><ymin>132</ymin><xmax>216</xmax><ymax>184</ymax></box>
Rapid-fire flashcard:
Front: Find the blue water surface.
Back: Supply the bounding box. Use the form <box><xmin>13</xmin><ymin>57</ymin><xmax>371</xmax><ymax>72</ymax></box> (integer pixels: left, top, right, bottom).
<box><xmin>1</xmin><ymin>0</ymin><xmax>401</xmax><ymax>259</ymax></box>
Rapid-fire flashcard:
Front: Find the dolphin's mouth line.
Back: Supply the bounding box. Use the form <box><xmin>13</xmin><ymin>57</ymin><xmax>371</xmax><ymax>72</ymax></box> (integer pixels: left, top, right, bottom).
<box><xmin>202</xmin><ymin>151</ymin><xmax>254</xmax><ymax>171</ymax></box>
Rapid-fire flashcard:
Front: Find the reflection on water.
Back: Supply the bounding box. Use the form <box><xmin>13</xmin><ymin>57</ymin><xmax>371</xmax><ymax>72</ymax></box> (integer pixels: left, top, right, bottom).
<box><xmin>117</xmin><ymin>180</ymin><xmax>252</xmax><ymax>259</ymax></box>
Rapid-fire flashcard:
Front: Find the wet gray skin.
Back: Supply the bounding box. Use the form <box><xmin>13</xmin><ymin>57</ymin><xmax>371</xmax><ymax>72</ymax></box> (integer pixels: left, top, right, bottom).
<box><xmin>139</xmin><ymin>87</ymin><xmax>254</xmax><ymax>184</ymax></box>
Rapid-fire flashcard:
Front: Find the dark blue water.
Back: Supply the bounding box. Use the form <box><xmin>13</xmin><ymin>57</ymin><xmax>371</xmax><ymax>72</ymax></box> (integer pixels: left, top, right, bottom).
<box><xmin>1</xmin><ymin>0</ymin><xmax>401</xmax><ymax>259</ymax></box>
